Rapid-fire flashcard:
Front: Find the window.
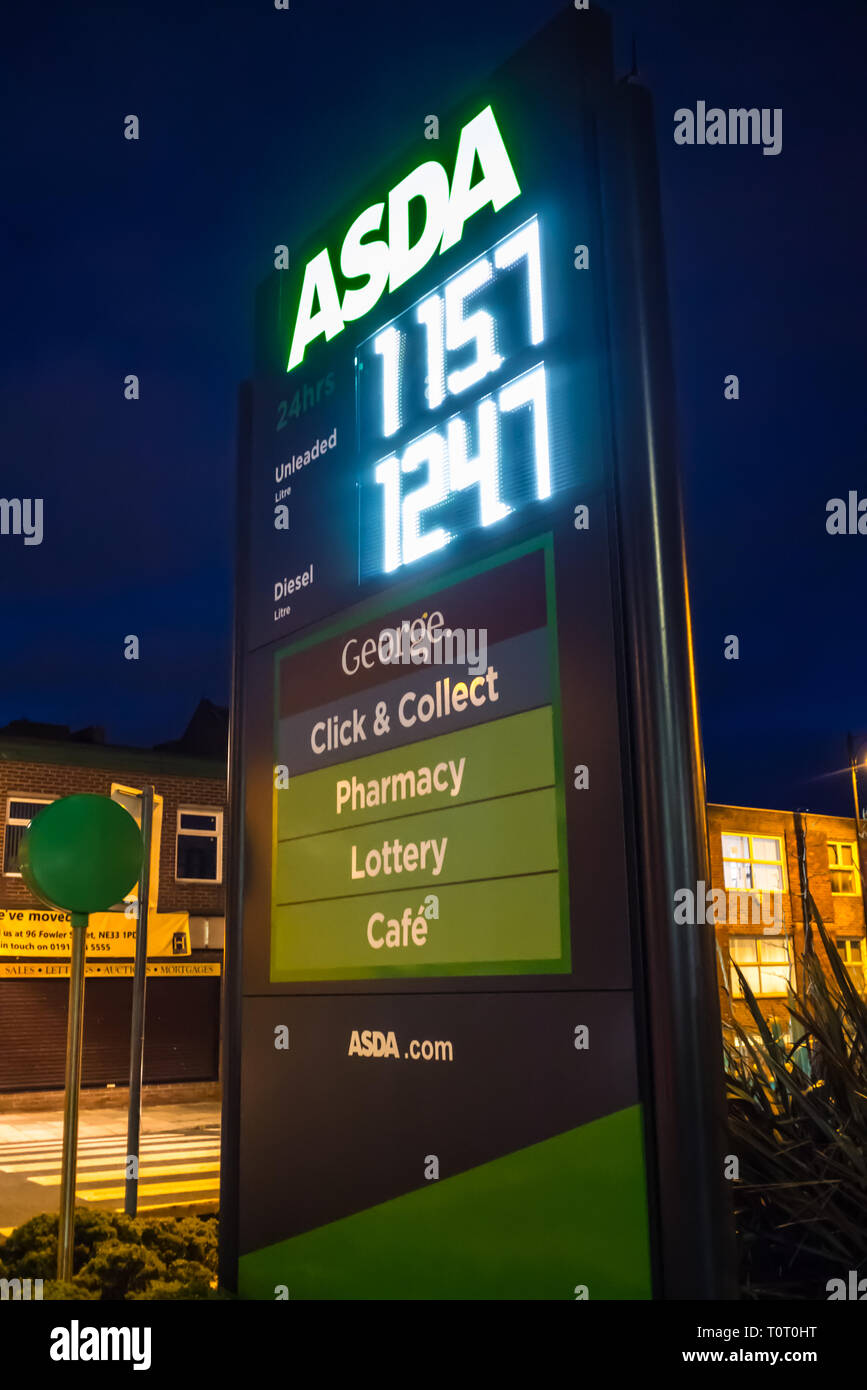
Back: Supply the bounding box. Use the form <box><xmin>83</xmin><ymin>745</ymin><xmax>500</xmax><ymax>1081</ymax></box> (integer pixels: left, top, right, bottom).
<box><xmin>839</xmin><ymin>938</ymin><xmax>867</xmax><ymax>993</ymax></box>
<box><xmin>721</xmin><ymin>833</ymin><xmax>786</xmax><ymax>892</ymax></box>
<box><xmin>729</xmin><ymin>936</ymin><xmax>794</xmax><ymax>997</ymax></box>
<box><xmin>3</xmin><ymin>797</ymin><xmax>52</xmax><ymax>875</ymax></box>
<box><xmin>175</xmin><ymin>808</ymin><xmax>222</xmax><ymax>884</ymax></box>
<box><xmin>729</xmin><ymin>1019</ymin><xmax>790</xmax><ymax>1051</ymax></box>
<box><xmin>828</xmin><ymin>840</ymin><xmax>860</xmax><ymax>896</ymax></box>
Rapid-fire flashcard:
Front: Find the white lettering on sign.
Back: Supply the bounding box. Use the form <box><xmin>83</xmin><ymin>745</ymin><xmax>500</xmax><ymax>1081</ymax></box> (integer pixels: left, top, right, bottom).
<box><xmin>336</xmin><ymin>757</ymin><xmax>465</xmax><ymax>814</ymax></box>
<box><xmin>350</xmin><ymin>837</ymin><xmax>448</xmax><ymax>879</ymax></box>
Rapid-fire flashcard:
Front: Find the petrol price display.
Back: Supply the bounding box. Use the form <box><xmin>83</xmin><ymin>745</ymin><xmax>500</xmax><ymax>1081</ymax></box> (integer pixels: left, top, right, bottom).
<box><xmin>358</xmin><ymin>216</ymin><xmax>553</xmax><ymax>576</ymax></box>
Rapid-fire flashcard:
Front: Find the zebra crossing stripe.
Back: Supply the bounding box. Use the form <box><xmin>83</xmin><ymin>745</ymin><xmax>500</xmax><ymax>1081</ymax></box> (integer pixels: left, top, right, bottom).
<box><xmin>32</xmin><ymin>1160</ymin><xmax>221</xmax><ymax>1187</ymax></box>
<box><xmin>77</xmin><ymin>1177</ymin><xmax>220</xmax><ymax>1201</ymax></box>
<box><xmin>0</xmin><ymin>1144</ymin><xmax>220</xmax><ymax>1173</ymax></box>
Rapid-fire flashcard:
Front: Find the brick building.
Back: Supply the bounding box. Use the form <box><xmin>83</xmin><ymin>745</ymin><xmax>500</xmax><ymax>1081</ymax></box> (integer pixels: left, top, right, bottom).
<box><xmin>4</xmin><ymin>714</ymin><xmax>861</xmax><ymax>1091</ymax></box>
<box><xmin>0</xmin><ymin>704</ymin><xmax>227</xmax><ymax>1094</ymax></box>
<box><xmin>707</xmin><ymin>803</ymin><xmax>866</xmax><ymax>1041</ymax></box>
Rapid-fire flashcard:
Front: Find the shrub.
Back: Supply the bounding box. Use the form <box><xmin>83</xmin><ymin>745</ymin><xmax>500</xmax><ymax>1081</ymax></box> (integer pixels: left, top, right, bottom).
<box><xmin>40</xmin><ymin>1279</ymin><xmax>100</xmax><ymax>1301</ymax></box>
<box><xmin>0</xmin><ymin>1209</ymin><xmax>224</xmax><ymax>1301</ymax></box>
<box><xmin>725</xmin><ymin>905</ymin><xmax>867</xmax><ymax>1298</ymax></box>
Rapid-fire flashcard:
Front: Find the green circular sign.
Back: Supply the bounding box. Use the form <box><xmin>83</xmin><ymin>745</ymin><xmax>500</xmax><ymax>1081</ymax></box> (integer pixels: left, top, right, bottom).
<box><xmin>19</xmin><ymin>794</ymin><xmax>143</xmax><ymax>916</ymax></box>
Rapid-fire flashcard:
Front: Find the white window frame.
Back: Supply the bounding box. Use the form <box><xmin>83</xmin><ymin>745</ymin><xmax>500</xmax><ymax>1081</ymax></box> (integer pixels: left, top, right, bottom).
<box><xmin>3</xmin><ymin>795</ymin><xmax>53</xmax><ymax>877</ymax></box>
<box><xmin>175</xmin><ymin>806</ymin><xmax>223</xmax><ymax>885</ymax></box>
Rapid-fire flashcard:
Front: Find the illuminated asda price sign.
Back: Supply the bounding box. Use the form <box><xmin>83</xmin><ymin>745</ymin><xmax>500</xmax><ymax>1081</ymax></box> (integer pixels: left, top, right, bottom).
<box><xmin>287</xmin><ymin>106</ymin><xmax>520</xmax><ymax>370</ymax></box>
<box><xmin>230</xmin><ymin>7</ymin><xmax>728</xmax><ymax>1306</ymax></box>
<box><xmin>358</xmin><ymin>217</ymin><xmax>549</xmax><ymax>575</ymax></box>
<box><xmin>283</xmin><ymin>103</ymin><xmax>565</xmax><ymax>586</ymax></box>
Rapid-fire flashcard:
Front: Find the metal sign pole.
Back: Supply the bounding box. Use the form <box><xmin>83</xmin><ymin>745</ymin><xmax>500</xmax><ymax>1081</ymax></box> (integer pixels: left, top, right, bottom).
<box><xmin>600</xmin><ymin>77</ymin><xmax>736</xmax><ymax>1297</ymax></box>
<box><xmin>57</xmin><ymin>912</ymin><xmax>88</xmax><ymax>1282</ymax></box>
<box><xmin>19</xmin><ymin>794</ymin><xmax>143</xmax><ymax>1283</ymax></box>
<box><xmin>125</xmin><ymin>785</ymin><xmax>154</xmax><ymax>1216</ymax></box>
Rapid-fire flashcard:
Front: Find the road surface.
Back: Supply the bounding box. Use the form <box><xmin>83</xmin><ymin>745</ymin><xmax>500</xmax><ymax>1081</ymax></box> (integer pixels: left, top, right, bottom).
<box><xmin>0</xmin><ymin>1100</ymin><xmax>220</xmax><ymax>1234</ymax></box>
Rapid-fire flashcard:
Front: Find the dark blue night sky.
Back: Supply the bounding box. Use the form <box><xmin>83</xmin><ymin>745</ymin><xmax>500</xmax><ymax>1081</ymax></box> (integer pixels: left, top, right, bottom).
<box><xmin>1</xmin><ymin>0</ymin><xmax>864</xmax><ymax>814</ymax></box>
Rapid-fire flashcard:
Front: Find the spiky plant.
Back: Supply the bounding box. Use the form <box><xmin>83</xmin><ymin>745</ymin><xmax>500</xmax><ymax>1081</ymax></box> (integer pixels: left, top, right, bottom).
<box><xmin>724</xmin><ymin>903</ymin><xmax>867</xmax><ymax>1298</ymax></box>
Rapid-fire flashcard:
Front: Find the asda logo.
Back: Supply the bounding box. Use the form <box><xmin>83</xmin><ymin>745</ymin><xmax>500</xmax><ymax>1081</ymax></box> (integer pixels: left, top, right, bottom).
<box><xmin>287</xmin><ymin>106</ymin><xmax>520</xmax><ymax>371</ymax></box>
<box><xmin>348</xmin><ymin>1029</ymin><xmax>400</xmax><ymax>1058</ymax></box>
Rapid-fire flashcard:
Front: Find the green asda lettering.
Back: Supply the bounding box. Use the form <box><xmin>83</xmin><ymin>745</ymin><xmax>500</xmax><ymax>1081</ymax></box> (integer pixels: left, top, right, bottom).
<box><xmin>287</xmin><ymin>106</ymin><xmax>520</xmax><ymax>370</ymax></box>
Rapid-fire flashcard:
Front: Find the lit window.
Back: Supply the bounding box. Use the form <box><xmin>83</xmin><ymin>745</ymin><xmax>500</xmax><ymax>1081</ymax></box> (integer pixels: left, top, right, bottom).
<box><xmin>175</xmin><ymin>808</ymin><xmax>223</xmax><ymax>884</ymax></box>
<box><xmin>839</xmin><ymin>937</ymin><xmax>867</xmax><ymax>993</ymax></box>
<box><xmin>721</xmin><ymin>833</ymin><xmax>785</xmax><ymax>892</ymax></box>
<box><xmin>729</xmin><ymin>936</ymin><xmax>794</xmax><ymax>997</ymax></box>
<box><xmin>3</xmin><ymin>797</ymin><xmax>52</xmax><ymax>875</ymax></box>
<box><xmin>828</xmin><ymin>841</ymin><xmax>860</xmax><ymax>896</ymax></box>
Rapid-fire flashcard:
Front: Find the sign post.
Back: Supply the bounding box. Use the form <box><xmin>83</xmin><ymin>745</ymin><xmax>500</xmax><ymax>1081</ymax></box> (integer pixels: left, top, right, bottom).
<box><xmin>59</xmin><ymin>910</ymin><xmax>87</xmax><ymax>1283</ymax></box>
<box><xmin>19</xmin><ymin>795</ymin><xmax>142</xmax><ymax>1281</ymax></box>
<box><xmin>118</xmin><ymin>785</ymin><xmax>155</xmax><ymax>1216</ymax></box>
<box><xmin>111</xmin><ymin>782</ymin><xmax>162</xmax><ymax>1214</ymax></box>
<box><xmin>222</xmin><ymin>5</ymin><xmax>733</xmax><ymax>1299</ymax></box>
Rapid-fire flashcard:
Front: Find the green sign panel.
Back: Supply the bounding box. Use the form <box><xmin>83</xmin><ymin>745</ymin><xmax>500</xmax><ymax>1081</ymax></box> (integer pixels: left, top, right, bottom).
<box><xmin>271</xmin><ymin>540</ymin><xmax>569</xmax><ymax>980</ymax></box>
